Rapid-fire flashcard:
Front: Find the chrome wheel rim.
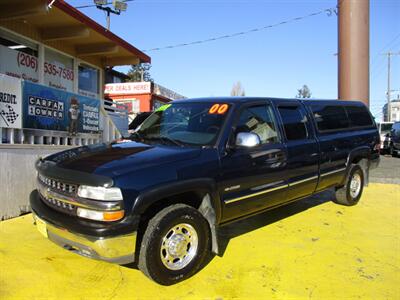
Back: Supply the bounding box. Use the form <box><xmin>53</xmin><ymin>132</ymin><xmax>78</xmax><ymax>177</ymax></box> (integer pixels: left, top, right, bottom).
<box><xmin>160</xmin><ymin>223</ymin><xmax>198</xmax><ymax>270</ymax></box>
<box><xmin>349</xmin><ymin>173</ymin><xmax>362</xmax><ymax>198</ymax></box>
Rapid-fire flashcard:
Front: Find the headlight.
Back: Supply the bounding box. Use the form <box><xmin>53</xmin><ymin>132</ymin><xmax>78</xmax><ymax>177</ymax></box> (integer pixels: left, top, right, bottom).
<box><xmin>77</xmin><ymin>208</ymin><xmax>124</xmax><ymax>222</ymax></box>
<box><xmin>77</xmin><ymin>185</ymin><xmax>123</xmax><ymax>201</ymax></box>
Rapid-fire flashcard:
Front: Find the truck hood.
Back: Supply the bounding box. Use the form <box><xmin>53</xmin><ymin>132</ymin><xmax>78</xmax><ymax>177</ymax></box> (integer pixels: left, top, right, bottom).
<box><xmin>45</xmin><ymin>141</ymin><xmax>202</xmax><ymax>177</ymax></box>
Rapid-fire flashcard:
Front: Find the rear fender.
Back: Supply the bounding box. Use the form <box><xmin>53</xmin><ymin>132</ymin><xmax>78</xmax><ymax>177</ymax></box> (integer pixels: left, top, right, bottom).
<box><xmin>344</xmin><ymin>147</ymin><xmax>371</xmax><ymax>186</ymax></box>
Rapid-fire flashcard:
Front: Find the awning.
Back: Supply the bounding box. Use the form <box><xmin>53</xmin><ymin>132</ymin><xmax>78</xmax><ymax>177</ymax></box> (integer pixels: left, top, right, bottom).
<box><xmin>0</xmin><ymin>0</ymin><xmax>150</xmax><ymax>66</ymax></box>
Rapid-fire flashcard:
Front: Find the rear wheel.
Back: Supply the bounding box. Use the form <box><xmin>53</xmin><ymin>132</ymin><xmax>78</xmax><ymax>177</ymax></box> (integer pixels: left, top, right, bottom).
<box><xmin>138</xmin><ymin>204</ymin><xmax>210</xmax><ymax>285</ymax></box>
<box><xmin>334</xmin><ymin>164</ymin><xmax>364</xmax><ymax>206</ymax></box>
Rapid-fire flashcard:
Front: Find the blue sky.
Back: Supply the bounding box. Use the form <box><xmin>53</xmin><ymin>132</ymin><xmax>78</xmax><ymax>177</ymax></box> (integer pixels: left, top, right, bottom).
<box><xmin>67</xmin><ymin>0</ymin><xmax>399</xmax><ymax>120</ymax></box>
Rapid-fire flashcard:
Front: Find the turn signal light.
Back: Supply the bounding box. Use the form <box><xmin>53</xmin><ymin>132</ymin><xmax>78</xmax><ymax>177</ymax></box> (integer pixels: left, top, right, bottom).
<box><xmin>103</xmin><ymin>210</ymin><xmax>125</xmax><ymax>221</ymax></box>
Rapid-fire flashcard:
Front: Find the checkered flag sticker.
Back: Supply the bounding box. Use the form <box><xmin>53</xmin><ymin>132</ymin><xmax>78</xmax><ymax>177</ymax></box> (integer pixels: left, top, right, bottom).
<box><xmin>1</xmin><ymin>104</ymin><xmax>19</xmax><ymax>127</ymax></box>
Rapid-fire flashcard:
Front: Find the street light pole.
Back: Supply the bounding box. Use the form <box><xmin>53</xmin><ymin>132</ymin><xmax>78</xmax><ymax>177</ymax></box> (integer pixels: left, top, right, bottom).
<box><xmin>96</xmin><ymin>5</ymin><xmax>120</xmax><ymax>31</ymax></box>
<box><xmin>387</xmin><ymin>52</ymin><xmax>391</xmax><ymax>122</ymax></box>
<box><xmin>338</xmin><ymin>0</ymin><xmax>370</xmax><ymax>107</ymax></box>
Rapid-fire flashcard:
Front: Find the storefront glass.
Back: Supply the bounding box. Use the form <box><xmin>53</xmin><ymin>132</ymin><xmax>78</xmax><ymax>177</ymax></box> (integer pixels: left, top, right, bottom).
<box><xmin>78</xmin><ymin>64</ymin><xmax>99</xmax><ymax>99</ymax></box>
<box><xmin>44</xmin><ymin>48</ymin><xmax>74</xmax><ymax>92</ymax></box>
<box><xmin>0</xmin><ymin>29</ymin><xmax>39</xmax><ymax>83</ymax></box>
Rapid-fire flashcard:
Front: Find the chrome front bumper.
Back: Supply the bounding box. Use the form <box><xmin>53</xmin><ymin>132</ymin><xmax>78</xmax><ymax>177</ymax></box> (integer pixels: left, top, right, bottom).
<box><xmin>32</xmin><ymin>213</ymin><xmax>136</xmax><ymax>265</ymax></box>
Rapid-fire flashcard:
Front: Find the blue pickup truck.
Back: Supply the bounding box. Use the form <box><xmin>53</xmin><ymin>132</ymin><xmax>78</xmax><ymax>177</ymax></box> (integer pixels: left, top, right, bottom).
<box><xmin>30</xmin><ymin>97</ymin><xmax>380</xmax><ymax>285</ymax></box>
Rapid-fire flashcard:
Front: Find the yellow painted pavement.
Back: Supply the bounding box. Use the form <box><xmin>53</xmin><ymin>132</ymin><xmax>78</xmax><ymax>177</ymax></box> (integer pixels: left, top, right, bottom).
<box><xmin>0</xmin><ymin>183</ymin><xmax>399</xmax><ymax>299</ymax></box>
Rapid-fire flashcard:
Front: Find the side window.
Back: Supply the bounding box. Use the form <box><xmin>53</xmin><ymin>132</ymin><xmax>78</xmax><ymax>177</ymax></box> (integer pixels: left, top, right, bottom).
<box><xmin>345</xmin><ymin>105</ymin><xmax>373</xmax><ymax>127</ymax></box>
<box><xmin>311</xmin><ymin>105</ymin><xmax>349</xmax><ymax>131</ymax></box>
<box><xmin>236</xmin><ymin>105</ymin><xmax>279</xmax><ymax>144</ymax></box>
<box><xmin>277</xmin><ymin>106</ymin><xmax>308</xmax><ymax>140</ymax></box>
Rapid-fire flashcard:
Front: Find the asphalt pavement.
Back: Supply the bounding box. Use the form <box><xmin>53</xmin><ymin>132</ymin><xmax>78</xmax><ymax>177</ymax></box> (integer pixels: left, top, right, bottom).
<box><xmin>370</xmin><ymin>155</ymin><xmax>400</xmax><ymax>184</ymax></box>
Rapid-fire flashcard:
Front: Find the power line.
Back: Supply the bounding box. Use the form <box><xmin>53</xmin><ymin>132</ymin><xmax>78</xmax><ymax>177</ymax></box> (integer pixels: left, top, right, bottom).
<box><xmin>370</xmin><ymin>32</ymin><xmax>400</xmax><ymax>75</ymax></box>
<box><xmin>142</xmin><ymin>6</ymin><xmax>338</xmax><ymax>52</ymax></box>
<box><xmin>75</xmin><ymin>0</ymin><xmax>135</xmax><ymax>9</ymax></box>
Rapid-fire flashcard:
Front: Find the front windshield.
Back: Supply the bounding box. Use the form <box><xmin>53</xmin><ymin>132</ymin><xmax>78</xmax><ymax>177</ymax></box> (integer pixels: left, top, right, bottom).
<box><xmin>133</xmin><ymin>102</ymin><xmax>230</xmax><ymax>146</ymax></box>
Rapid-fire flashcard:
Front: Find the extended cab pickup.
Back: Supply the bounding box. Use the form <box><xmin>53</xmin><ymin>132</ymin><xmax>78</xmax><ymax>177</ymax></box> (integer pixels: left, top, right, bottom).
<box><xmin>30</xmin><ymin>97</ymin><xmax>380</xmax><ymax>285</ymax></box>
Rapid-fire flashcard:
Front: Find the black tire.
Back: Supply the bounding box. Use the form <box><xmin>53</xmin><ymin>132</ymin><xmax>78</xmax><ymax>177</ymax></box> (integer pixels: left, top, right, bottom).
<box><xmin>392</xmin><ymin>147</ymin><xmax>398</xmax><ymax>158</ymax></box>
<box><xmin>334</xmin><ymin>164</ymin><xmax>364</xmax><ymax>206</ymax></box>
<box><xmin>138</xmin><ymin>204</ymin><xmax>210</xmax><ymax>285</ymax></box>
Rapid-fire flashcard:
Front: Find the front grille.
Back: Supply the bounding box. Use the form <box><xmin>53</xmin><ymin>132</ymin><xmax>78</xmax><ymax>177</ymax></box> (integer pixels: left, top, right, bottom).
<box><xmin>37</xmin><ymin>173</ymin><xmax>78</xmax><ymax>215</ymax></box>
<box><xmin>38</xmin><ymin>173</ymin><xmax>78</xmax><ymax>195</ymax></box>
<box><xmin>41</xmin><ymin>195</ymin><xmax>77</xmax><ymax>214</ymax></box>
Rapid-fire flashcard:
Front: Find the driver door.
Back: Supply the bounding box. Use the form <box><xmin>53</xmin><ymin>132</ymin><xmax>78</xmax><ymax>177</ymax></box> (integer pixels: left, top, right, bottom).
<box><xmin>218</xmin><ymin>102</ymin><xmax>288</xmax><ymax>223</ymax></box>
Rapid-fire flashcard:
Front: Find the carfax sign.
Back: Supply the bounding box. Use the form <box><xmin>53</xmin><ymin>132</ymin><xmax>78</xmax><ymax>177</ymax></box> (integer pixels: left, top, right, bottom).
<box><xmin>23</xmin><ymin>81</ymin><xmax>100</xmax><ymax>134</ymax></box>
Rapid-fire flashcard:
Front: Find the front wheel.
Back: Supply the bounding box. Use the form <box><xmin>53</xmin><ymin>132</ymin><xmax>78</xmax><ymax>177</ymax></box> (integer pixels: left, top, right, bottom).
<box><xmin>138</xmin><ymin>204</ymin><xmax>210</xmax><ymax>285</ymax></box>
<box><xmin>334</xmin><ymin>164</ymin><xmax>364</xmax><ymax>206</ymax></box>
<box><xmin>391</xmin><ymin>146</ymin><xmax>398</xmax><ymax>157</ymax></box>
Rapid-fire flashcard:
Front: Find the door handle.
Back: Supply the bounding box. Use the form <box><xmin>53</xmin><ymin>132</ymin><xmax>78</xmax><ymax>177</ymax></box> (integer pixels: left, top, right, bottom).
<box><xmin>266</xmin><ymin>156</ymin><xmax>279</xmax><ymax>163</ymax></box>
<box><xmin>266</xmin><ymin>153</ymin><xmax>285</xmax><ymax>164</ymax></box>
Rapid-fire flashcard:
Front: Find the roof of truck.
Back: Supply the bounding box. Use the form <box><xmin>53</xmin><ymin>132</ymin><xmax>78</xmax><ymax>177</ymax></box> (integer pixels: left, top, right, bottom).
<box><xmin>173</xmin><ymin>97</ymin><xmax>367</xmax><ymax>107</ymax></box>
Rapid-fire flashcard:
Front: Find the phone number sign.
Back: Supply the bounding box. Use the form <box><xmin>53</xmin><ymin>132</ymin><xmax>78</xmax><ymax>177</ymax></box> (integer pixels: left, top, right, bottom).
<box><xmin>0</xmin><ymin>45</ymin><xmax>75</xmax><ymax>93</ymax></box>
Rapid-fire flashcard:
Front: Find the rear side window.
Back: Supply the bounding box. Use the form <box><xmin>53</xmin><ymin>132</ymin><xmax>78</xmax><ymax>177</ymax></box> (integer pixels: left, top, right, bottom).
<box><xmin>345</xmin><ymin>105</ymin><xmax>373</xmax><ymax>127</ymax></box>
<box><xmin>277</xmin><ymin>106</ymin><xmax>308</xmax><ymax>140</ymax></box>
<box><xmin>311</xmin><ymin>105</ymin><xmax>349</xmax><ymax>131</ymax></box>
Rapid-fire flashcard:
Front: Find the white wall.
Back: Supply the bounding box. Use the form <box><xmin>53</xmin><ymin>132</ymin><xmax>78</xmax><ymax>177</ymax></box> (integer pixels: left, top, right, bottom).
<box><xmin>0</xmin><ymin>144</ymin><xmax>72</xmax><ymax>220</ymax></box>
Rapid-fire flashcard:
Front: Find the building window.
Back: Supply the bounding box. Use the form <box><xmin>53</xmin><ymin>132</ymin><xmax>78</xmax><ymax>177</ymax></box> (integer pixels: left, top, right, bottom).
<box><xmin>0</xmin><ymin>28</ymin><xmax>39</xmax><ymax>82</ymax></box>
<box><xmin>78</xmin><ymin>64</ymin><xmax>99</xmax><ymax>98</ymax></box>
<box><xmin>44</xmin><ymin>48</ymin><xmax>74</xmax><ymax>92</ymax></box>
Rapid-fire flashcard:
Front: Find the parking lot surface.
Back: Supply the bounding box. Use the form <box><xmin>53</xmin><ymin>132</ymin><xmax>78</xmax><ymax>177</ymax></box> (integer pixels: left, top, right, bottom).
<box><xmin>370</xmin><ymin>155</ymin><xmax>400</xmax><ymax>184</ymax></box>
<box><xmin>0</xmin><ymin>183</ymin><xmax>399</xmax><ymax>299</ymax></box>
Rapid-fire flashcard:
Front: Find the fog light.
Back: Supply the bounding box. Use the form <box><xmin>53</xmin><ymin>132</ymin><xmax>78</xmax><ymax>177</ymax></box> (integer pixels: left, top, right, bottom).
<box><xmin>77</xmin><ymin>208</ymin><xmax>124</xmax><ymax>222</ymax></box>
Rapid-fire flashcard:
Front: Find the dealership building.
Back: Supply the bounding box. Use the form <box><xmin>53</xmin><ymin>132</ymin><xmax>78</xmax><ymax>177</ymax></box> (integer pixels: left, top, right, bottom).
<box><xmin>0</xmin><ymin>0</ymin><xmax>150</xmax><ymax>145</ymax></box>
<box><xmin>0</xmin><ymin>0</ymin><xmax>151</xmax><ymax>219</ymax></box>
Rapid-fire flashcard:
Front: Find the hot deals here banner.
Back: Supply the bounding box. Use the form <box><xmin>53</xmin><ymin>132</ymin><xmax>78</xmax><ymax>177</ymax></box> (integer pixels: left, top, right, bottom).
<box><xmin>23</xmin><ymin>81</ymin><xmax>100</xmax><ymax>134</ymax></box>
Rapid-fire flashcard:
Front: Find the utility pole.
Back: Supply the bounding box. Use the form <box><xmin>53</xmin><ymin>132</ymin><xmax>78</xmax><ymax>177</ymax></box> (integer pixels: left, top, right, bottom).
<box><xmin>384</xmin><ymin>52</ymin><xmax>400</xmax><ymax>122</ymax></box>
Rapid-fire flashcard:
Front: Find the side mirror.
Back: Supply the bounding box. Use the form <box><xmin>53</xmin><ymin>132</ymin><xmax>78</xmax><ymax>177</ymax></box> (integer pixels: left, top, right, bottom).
<box><xmin>235</xmin><ymin>132</ymin><xmax>261</xmax><ymax>148</ymax></box>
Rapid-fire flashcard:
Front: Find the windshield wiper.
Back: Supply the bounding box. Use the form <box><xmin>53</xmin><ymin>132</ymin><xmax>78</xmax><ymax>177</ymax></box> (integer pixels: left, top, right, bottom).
<box><xmin>129</xmin><ymin>131</ymin><xmax>144</xmax><ymax>142</ymax></box>
<box><xmin>143</xmin><ymin>136</ymin><xmax>184</xmax><ymax>147</ymax></box>
<box><xmin>131</xmin><ymin>131</ymin><xmax>187</xmax><ymax>147</ymax></box>
<box><xmin>158</xmin><ymin>135</ymin><xmax>185</xmax><ymax>147</ymax></box>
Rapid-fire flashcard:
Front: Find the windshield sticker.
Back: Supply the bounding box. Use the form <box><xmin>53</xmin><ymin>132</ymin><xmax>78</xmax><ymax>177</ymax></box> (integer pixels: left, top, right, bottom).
<box><xmin>156</xmin><ymin>104</ymin><xmax>171</xmax><ymax>112</ymax></box>
<box><xmin>209</xmin><ymin>104</ymin><xmax>229</xmax><ymax>114</ymax></box>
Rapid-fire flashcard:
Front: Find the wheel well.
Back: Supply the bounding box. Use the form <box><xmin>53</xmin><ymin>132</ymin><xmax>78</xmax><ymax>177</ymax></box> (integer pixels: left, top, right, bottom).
<box><xmin>133</xmin><ymin>191</ymin><xmax>206</xmax><ymax>263</ymax></box>
<box><xmin>350</xmin><ymin>156</ymin><xmax>369</xmax><ymax>186</ymax></box>
<box><xmin>351</xmin><ymin>155</ymin><xmax>368</xmax><ymax>164</ymax></box>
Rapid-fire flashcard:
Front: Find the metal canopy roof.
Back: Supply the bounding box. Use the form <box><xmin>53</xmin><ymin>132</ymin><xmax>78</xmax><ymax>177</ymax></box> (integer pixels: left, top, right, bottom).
<box><xmin>0</xmin><ymin>0</ymin><xmax>150</xmax><ymax>66</ymax></box>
